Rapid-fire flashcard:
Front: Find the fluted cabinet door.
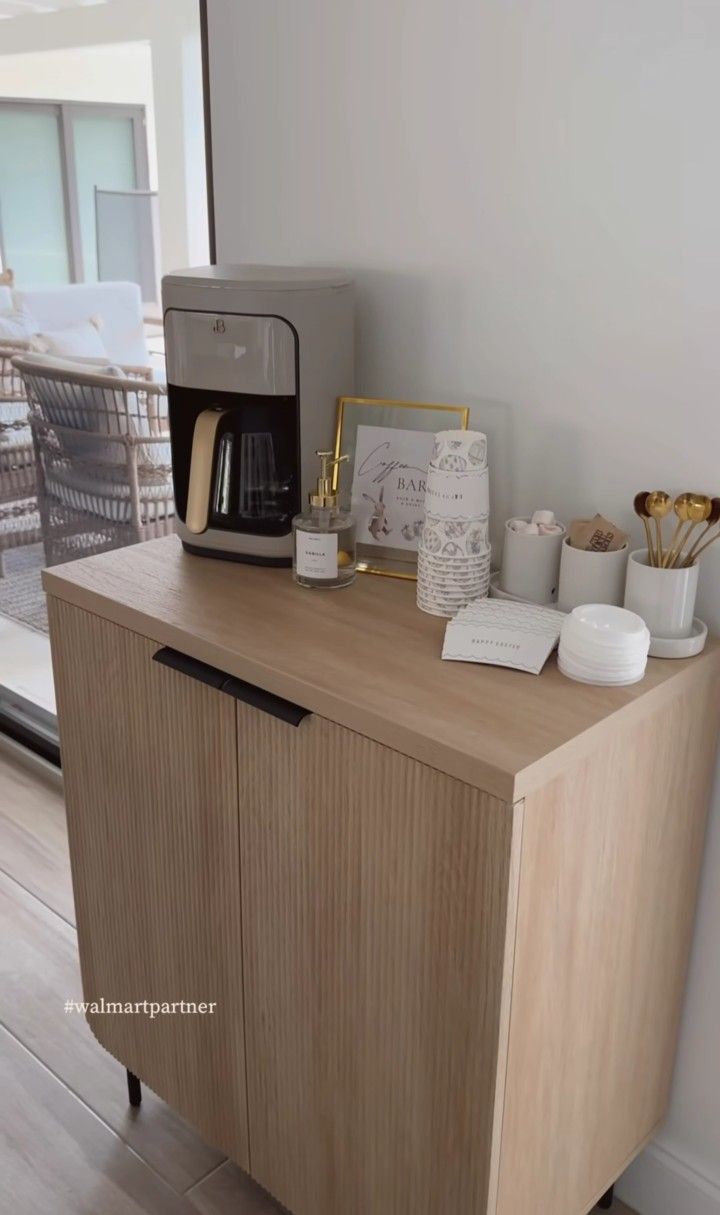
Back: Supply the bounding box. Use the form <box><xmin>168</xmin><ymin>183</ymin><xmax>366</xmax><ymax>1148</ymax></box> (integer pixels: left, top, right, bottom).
<box><xmin>47</xmin><ymin>597</ymin><xmax>249</xmax><ymax>1169</ymax></box>
<box><xmin>237</xmin><ymin>703</ymin><xmax>520</xmax><ymax>1215</ymax></box>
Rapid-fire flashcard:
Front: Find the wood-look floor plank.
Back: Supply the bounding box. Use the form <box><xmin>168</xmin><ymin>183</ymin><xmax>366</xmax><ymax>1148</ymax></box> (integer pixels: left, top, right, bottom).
<box><xmin>187</xmin><ymin>1161</ymin><xmax>636</xmax><ymax>1215</ymax></box>
<box><xmin>0</xmin><ymin>1026</ymin><xmax>198</xmax><ymax>1215</ymax></box>
<box><xmin>0</xmin><ymin>871</ymin><xmax>226</xmax><ymax>1193</ymax></box>
<box><xmin>188</xmin><ymin>1162</ymin><xmax>285</xmax><ymax>1214</ymax></box>
<box><xmin>0</xmin><ymin>746</ymin><xmax>75</xmax><ymax>924</ymax></box>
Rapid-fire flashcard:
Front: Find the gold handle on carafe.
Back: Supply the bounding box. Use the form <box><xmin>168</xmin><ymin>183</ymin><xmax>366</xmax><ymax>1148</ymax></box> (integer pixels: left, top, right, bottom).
<box><xmin>186</xmin><ymin>408</ymin><xmax>229</xmax><ymax>535</ymax></box>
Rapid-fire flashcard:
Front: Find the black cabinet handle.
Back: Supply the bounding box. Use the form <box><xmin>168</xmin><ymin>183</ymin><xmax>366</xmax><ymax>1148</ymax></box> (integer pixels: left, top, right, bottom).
<box><xmin>152</xmin><ymin>647</ymin><xmax>311</xmax><ymax>727</ymax></box>
<box><xmin>221</xmin><ymin>676</ymin><xmax>310</xmax><ymax>728</ymax></box>
<box><xmin>153</xmin><ymin>647</ymin><xmax>226</xmax><ymax>689</ymax></box>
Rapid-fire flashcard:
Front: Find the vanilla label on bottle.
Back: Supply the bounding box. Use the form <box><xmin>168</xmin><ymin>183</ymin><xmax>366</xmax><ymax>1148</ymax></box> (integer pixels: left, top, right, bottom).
<box><xmin>296</xmin><ymin>531</ymin><xmax>338</xmax><ymax>578</ymax></box>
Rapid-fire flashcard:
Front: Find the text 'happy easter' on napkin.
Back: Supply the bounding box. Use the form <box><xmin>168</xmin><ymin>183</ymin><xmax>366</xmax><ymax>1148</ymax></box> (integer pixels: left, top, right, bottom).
<box><xmin>442</xmin><ymin>600</ymin><xmax>565</xmax><ymax>675</ymax></box>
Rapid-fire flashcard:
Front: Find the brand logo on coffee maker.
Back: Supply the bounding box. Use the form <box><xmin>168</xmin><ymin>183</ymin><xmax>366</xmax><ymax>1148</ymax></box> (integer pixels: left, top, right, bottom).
<box><xmin>212</xmin><ymin>318</ymin><xmax>226</xmax><ymax>334</ymax></box>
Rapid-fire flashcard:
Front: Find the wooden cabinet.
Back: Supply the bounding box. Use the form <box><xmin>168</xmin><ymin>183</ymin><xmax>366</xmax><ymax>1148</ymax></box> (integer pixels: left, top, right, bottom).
<box><xmin>237</xmin><ymin>707</ymin><xmax>517</xmax><ymax>1214</ymax></box>
<box><xmin>48</xmin><ymin>598</ymin><xmax>250</xmax><ymax>1168</ymax></box>
<box><xmin>45</xmin><ymin>537</ymin><xmax>720</xmax><ymax>1215</ymax></box>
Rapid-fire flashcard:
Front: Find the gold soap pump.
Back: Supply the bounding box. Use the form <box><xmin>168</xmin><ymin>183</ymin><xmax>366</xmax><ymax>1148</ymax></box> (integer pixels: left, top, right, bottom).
<box><xmin>292</xmin><ymin>450</ymin><xmax>357</xmax><ymax>588</ymax></box>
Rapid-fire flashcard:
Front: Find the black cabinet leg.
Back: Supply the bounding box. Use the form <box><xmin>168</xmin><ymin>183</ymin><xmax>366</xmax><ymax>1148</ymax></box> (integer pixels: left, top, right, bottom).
<box><xmin>598</xmin><ymin>1185</ymin><xmax>614</xmax><ymax>1209</ymax></box>
<box><xmin>127</xmin><ymin>1069</ymin><xmax>142</xmax><ymax>1107</ymax></box>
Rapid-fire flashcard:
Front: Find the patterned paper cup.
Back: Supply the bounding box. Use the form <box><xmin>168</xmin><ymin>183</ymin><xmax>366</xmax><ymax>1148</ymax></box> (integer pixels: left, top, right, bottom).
<box><xmin>424</xmin><ymin>466</ymin><xmax>489</xmax><ymax>521</ymax></box>
<box><xmin>417</xmin><ymin>586</ymin><xmax>481</xmax><ymax>608</ymax></box>
<box><xmin>430</xmin><ymin>430</ymin><xmax>488</xmax><ymax>471</ymax></box>
<box><xmin>417</xmin><ymin>561</ymin><xmax>491</xmax><ymax>604</ymax></box>
<box><xmin>421</xmin><ymin>515</ymin><xmax>489</xmax><ymax>556</ymax></box>
<box><xmin>418</xmin><ymin>579</ymin><xmax>490</xmax><ymax>596</ymax></box>
<box><xmin>416</xmin><ymin>587</ymin><xmax>489</xmax><ymax>618</ymax></box>
<box><xmin>418</xmin><ymin>553</ymin><xmax>490</xmax><ymax>578</ymax></box>
<box><xmin>416</xmin><ymin>599</ymin><xmax>457</xmax><ymax>619</ymax></box>
<box><xmin>418</xmin><ymin>589</ymin><xmax>488</xmax><ymax>608</ymax></box>
<box><xmin>419</xmin><ymin>540</ymin><xmax>491</xmax><ymax>556</ymax></box>
<box><xmin>418</xmin><ymin>561</ymin><xmax>489</xmax><ymax>580</ymax></box>
<box><xmin>418</xmin><ymin>545</ymin><xmax>491</xmax><ymax>568</ymax></box>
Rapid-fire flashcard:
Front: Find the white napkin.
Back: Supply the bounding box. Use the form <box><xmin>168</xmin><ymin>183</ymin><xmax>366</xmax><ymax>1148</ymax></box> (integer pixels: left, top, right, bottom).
<box><xmin>442</xmin><ymin>599</ymin><xmax>565</xmax><ymax>675</ymax></box>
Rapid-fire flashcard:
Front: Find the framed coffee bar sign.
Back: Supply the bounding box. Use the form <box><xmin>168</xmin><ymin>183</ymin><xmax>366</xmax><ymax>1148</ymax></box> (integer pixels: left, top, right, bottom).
<box><xmin>334</xmin><ymin>396</ymin><xmax>469</xmax><ymax>578</ymax></box>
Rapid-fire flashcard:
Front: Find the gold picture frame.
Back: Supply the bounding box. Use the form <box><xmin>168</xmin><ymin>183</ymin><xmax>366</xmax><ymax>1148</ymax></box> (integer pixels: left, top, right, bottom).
<box><xmin>334</xmin><ymin>396</ymin><xmax>470</xmax><ymax>579</ymax></box>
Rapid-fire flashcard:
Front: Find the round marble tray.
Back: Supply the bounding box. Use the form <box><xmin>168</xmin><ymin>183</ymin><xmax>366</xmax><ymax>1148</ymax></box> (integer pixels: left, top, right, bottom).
<box><xmin>488</xmin><ymin>571</ymin><xmax>556</xmax><ymax>607</ymax></box>
<box><xmin>648</xmin><ymin>617</ymin><xmax>707</xmax><ymax>659</ymax></box>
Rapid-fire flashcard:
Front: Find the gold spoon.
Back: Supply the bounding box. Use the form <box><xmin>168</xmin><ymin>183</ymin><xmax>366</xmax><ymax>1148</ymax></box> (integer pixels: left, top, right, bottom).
<box><xmin>684</xmin><ymin>519</ymin><xmax>720</xmax><ymax>565</ymax></box>
<box><xmin>633</xmin><ymin>491</ymin><xmax>656</xmax><ymax>566</ymax></box>
<box><xmin>669</xmin><ymin>493</ymin><xmax>712</xmax><ymax>567</ymax></box>
<box><xmin>681</xmin><ymin>496</ymin><xmax>720</xmax><ymax>567</ymax></box>
<box><xmin>645</xmin><ymin>490</ymin><xmax>673</xmax><ymax>567</ymax></box>
<box><xmin>664</xmin><ymin>493</ymin><xmax>709</xmax><ymax>568</ymax></box>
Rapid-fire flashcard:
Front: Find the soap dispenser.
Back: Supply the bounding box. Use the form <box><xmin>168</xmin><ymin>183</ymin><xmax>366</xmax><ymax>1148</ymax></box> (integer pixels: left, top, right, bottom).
<box><xmin>292</xmin><ymin>450</ymin><xmax>357</xmax><ymax>588</ymax></box>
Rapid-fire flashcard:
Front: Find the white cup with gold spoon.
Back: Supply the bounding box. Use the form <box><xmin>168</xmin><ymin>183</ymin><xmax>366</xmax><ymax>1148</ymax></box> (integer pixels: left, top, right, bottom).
<box><xmin>624</xmin><ymin>549</ymin><xmax>699</xmax><ymax>640</ymax></box>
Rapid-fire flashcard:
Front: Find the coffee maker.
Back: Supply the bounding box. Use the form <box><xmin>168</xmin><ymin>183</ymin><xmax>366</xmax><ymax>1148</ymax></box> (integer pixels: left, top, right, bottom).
<box><xmin>162</xmin><ymin>265</ymin><xmax>354</xmax><ymax>563</ymax></box>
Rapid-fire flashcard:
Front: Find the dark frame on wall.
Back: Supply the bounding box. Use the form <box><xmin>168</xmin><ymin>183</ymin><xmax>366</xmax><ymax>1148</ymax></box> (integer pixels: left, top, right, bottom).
<box><xmin>199</xmin><ymin>0</ymin><xmax>217</xmax><ymax>264</ymax></box>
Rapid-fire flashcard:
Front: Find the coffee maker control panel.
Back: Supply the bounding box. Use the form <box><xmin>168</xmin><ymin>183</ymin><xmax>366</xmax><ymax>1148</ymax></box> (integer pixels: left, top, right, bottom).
<box><xmin>165</xmin><ymin>310</ymin><xmax>296</xmax><ymax>395</ymax></box>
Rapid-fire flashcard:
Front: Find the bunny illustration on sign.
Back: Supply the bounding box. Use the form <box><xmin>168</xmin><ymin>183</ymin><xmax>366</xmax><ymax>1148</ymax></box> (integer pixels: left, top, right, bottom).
<box><xmin>363</xmin><ymin>487</ymin><xmax>392</xmax><ymax>541</ymax></box>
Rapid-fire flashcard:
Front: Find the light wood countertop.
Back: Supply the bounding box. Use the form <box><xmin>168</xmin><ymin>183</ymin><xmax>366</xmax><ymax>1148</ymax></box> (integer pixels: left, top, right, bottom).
<box><xmin>43</xmin><ymin>535</ymin><xmax>720</xmax><ymax>801</ymax></box>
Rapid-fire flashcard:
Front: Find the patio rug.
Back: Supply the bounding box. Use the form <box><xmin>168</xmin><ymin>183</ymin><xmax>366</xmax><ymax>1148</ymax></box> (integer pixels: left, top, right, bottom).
<box><xmin>0</xmin><ymin>543</ymin><xmax>48</xmax><ymax>634</ymax></box>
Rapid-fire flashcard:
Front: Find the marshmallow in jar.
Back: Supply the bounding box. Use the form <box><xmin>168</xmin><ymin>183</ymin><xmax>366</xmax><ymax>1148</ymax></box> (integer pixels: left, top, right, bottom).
<box><xmin>500</xmin><ymin>510</ymin><xmax>566</xmax><ymax>604</ymax></box>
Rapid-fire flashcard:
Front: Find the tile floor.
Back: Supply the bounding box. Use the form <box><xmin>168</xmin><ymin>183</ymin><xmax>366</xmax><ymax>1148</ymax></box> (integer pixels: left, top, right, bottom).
<box><xmin>0</xmin><ymin>738</ymin><xmax>638</xmax><ymax>1215</ymax></box>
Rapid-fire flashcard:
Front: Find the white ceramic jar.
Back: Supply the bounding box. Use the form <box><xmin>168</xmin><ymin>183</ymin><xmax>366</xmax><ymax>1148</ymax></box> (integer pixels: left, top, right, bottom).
<box><xmin>500</xmin><ymin>517</ymin><xmax>566</xmax><ymax>604</ymax></box>
<box><xmin>557</xmin><ymin>539</ymin><xmax>629</xmax><ymax>614</ymax></box>
<box><xmin>623</xmin><ymin>549</ymin><xmax>699</xmax><ymax>639</ymax></box>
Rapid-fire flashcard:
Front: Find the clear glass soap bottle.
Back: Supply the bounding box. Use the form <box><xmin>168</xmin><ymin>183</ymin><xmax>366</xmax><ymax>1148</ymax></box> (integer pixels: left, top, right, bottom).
<box><xmin>292</xmin><ymin>451</ymin><xmax>357</xmax><ymax>589</ymax></box>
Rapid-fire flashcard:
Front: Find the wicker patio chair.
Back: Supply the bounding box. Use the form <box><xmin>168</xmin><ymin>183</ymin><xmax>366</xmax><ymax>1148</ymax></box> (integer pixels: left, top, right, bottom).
<box><xmin>0</xmin><ymin>339</ymin><xmax>42</xmax><ymax>578</ymax></box>
<box><xmin>12</xmin><ymin>355</ymin><xmax>174</xmax><ymax>568</ymax></box>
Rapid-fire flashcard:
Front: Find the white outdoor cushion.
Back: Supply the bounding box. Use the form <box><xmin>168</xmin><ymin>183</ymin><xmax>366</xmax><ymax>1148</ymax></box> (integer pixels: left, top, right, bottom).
<box><xmin>0</xmin><ymin>401</ymin><xmax>31</xmax><ymax>450</ymax></box>
<box><xmin>46</xmin><ymin>466</ymin><xmax>174</xmax><ymax>524</ymax></box>
<box><xmin>16</xmin><ymin>352</ymin><xmax>169</xmax><ymax>469</ymax></box>
<box><xmin>34</xmin><ymin>317</ymin><xmax>107</xmax><ymax>359</ymax></box>
<box><xmin>0</xmin><ymin>400</ymin><xmax>31</xmax><ymax>454</ymax></box>
<box><xmin>0</xmin><ymin>502</ymin><xmax>39</xmax><ymax>539</ymax></box>
<box><xmin>13</xmin><ymin>281</ymin><xmax>148</xmax><ymax>365</ymax></box>
<box><xmin>0</xmin><ymin>307</ymin><xmax>40</xmax><ymax>342</ymax></box>
<box><xmin>0</xmin><ymin>425</ymin><xmax>31</xmax><ymax>450</ymax></box>
<box><xmin>14</xmin><ymin>351</ymin><xmax>116</xmax><ymax>374</ymax></box>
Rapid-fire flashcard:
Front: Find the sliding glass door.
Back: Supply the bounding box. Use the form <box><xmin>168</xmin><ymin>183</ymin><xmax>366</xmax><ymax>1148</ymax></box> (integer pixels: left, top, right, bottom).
<box><xmin>0</xmin><ymin>99</ymin><xmax>151</xmax><ymax>760</ymax></box>
<box><xmin>0</xmin><ymin>99</ymin><xmax>149</xmax><ymax>288</ymax></box>
<box><xmin>72</xmin><ymin>109</ymin><xmax>141</xmax><ymax>283</ymax></box>
<box><xmin>0</xmin><ymin>105</ymin><xmax>71</xmax><ymax>286</ymax></box>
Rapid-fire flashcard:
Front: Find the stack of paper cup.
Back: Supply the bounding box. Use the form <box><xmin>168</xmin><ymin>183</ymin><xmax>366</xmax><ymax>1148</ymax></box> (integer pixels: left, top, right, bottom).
<box><xmin>417</xmin><ymin>430</ymin><xmax>491</xmax><ymax>617</ymax></box>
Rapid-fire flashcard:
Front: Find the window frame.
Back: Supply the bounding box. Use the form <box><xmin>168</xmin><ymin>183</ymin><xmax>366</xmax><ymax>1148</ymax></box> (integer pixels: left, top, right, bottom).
<box><xmin>0</xmin><ymin>96</ymin><xmax>150</xmax><ymax>284</ymax></box>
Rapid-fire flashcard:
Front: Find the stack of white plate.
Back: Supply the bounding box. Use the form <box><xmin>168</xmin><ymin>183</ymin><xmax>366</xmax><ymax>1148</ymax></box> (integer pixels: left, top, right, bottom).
<box><xmin>558</xmin><ymin>604</ymin><xmax>651</xmax><ymax>686</ymax></box>
<box><xmin>417</xmin><ymin>429</ymin><xmax>491</xmax><ymax>618</ymax></box>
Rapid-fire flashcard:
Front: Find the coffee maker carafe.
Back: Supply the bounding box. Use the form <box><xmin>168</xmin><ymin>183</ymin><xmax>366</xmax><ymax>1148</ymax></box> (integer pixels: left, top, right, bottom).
<box><xmin>162</xmin><ymin>265</ymin><xmax>354</xmax><ymax>564</ymax></box>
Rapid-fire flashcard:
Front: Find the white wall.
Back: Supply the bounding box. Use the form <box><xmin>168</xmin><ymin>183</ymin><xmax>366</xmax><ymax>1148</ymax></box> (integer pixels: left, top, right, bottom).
<box><xmin>206</xmin><ymin>2</ymin><xmax>720</xmax><ymax>1211</ymax></box>
<box><xmin>0</xmin><ymin>0</ymin><xmax>208</xmax><ymax>275</ymax></box>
